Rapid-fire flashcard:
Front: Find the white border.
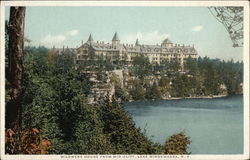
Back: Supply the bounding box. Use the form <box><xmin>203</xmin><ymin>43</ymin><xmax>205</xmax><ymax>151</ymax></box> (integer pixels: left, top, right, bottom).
<box><xmin>0</xmin><ymin>1</ymin><xmax>249</xmax><ymax>160</ymax></box>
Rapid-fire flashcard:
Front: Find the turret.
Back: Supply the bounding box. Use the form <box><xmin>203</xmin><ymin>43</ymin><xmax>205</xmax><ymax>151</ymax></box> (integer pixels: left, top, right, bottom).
<box><xmin>87</xmin><ymin>34</ymin><xmax>93</xmax><ymax>44</ymax></box>
<box><xmin>135</xmin><ymin>38</ymin><xmax>139</xmax><ymax>46</ymax></box>
<box><xmin>112</xmin><ymin>32</ymin><xmax>120</xmax><ymax>45</ymax></box>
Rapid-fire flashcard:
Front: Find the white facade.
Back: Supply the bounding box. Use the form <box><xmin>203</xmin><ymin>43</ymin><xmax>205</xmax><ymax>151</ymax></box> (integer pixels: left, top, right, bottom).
<box><xmin>76</xmin><ymin>33</ymin><xmax>198</xmax><ymax>66</ymax></box>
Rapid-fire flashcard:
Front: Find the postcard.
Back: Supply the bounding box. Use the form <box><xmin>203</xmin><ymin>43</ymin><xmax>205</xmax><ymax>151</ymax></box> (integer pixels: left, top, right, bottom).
<box><xmin>0</xmin><ymin>1</ymin><xmax>249</xmax><ymax>160</ymax></box>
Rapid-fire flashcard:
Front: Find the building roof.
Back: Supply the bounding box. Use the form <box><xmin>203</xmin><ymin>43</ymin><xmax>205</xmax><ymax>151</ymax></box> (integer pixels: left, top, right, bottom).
<box><xmin>141</xmin><ymin>44</ymin><xmax>162</xmax><ymax>53</ymax></box>
<box><xmin>91</xmin><ymin>42</ymin><xmax>124</xmax><ymax>51</ymax></box>
<box><xmin>112</xmin><ymin>32</ymin><xmax>119</xmax><ymax>41</ymax></box>
<box><xmin>77</xmin><ymin>33</ymin><xmax>198</xmax><ymax>55</ymax></box>
<box><xmin>135</xmin><ymin>39</ymin><xmax>139</xmax><ymax>46</ymax></box>
<box><xmin>87</xmin><ymin>34</ymin><xmax>94</xmax><ymax>42</ymax></box>
<box><xmin>124</xmin><ymin>44</ymin><xmax>141</xmax><ymax>53</ymax></box>
<box><xmin>162</xmin><ymin>38</ymin><xmax>172</xmax><ymax>44</ymax></box>
<box><xmin>160</xmin><ymin>46</ymin><xmax>198</xmax><ymax>55</ymax></box>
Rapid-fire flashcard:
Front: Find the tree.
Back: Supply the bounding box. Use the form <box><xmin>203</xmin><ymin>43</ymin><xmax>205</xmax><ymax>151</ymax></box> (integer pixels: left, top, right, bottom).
<box><xmin>184</xmin><ymin>56</ymin><xmax>198</xmax><ymax>75</ymax></box>
<box><xmin>164</xmin><ymin>131</ymin><xmax>191</xmax><ymax>154</ymax></box>
<box><xmin>110</xmin><ymin>73</ymin><xmax>129</xmax><ymax>101</ymax></box>
<box><xmin>132</xmin><ymin>55</ymin><xmax>152</xmax><ymax>78</ymax></box>
<box><xmin>129</xmin><ymin>79</ymin><xmax>145</xmax><ymax>100</ymax></box>
<box><xmin>6</xmin><ymin>7</ymin><xmax>26</xmax><ymax>132</ymax></box>
<box><xmin>169</xmin><ymin>59</ymin><xmax>181</xmax><ymax>72</ymax></box>
<box><xmin>171</xmin><ymin>74</ymin><xmax>192</xmax><ymax>97</ymax></box>
<box><xmin>55</xmin><ymin>49</ymin><xmax>75</xmax><ymax>73</ymax></box>
<box><xmin>100</xmin><ymin>97</ymin><xmax>161</xmax><ymax>154</ymax></box>
<box><xmin>147</xmin><ymin>82</ymin><xmax>162</xmax><ymax>100</ymax></box>
<box><xmin>208</xmin><ymin>7</ymin><xmax>243</xmax><ymax>47</ymax></box>
<box><xmin>5</xmin><ymin>20</ymin><xmax>9</xmax><ymax>69</ymax></box>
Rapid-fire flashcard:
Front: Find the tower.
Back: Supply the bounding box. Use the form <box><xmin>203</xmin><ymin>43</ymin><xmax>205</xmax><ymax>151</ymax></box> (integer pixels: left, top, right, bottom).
<box><xmin>87</xmin><ymin>34</ymin><xmax>93</xmax><ymax>44</ymax></box>
<box><xmin>112</xmin><ymin>32</ymin><xmax>120</xmax><ymax>45</ymax></box>
<box><xmin>161</xmin><ymin>38</ymin><xmax>172</xmax><ymax>47</ymax></box>
<box><xmin>135</xmin><ymin>38</ymin><xmax>139</xmax><ymax>46</ymax></box>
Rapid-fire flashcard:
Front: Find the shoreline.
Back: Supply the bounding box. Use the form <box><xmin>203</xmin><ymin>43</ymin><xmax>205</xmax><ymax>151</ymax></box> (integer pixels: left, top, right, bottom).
<box><xmin>168</xmin><ymin>94</ymin><xmax>227</xmax><ymax>100</ymax></box>
<box><xmin>123</xmin><ymin>94</ymin><xmax>243</xmax><ymax>104</ymax></box>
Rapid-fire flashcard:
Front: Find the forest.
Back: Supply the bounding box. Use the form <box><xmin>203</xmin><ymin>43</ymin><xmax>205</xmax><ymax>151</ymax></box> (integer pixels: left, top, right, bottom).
<box><xmin>76</xmin><ymin>51</ymin><xmax>243</xmax><ymax>101</ymax></box>
<box><xmin>126</xmin><ymin>55</ymin><xmax>243</xmax><ymax>100</ymax></box>
<box><xmin>6</xmin><ymin>46</ymin><xmax>192</xmax><ymax>154</ymax></box>
<box><xmin>5</xmin><ymin>45</ymin><xmax>243</xmax><ymax>154</ymax></box>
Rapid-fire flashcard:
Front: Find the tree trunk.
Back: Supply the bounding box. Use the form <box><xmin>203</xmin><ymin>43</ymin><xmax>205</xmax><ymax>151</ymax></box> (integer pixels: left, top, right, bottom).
<box><xmin>6</xmin><ymin>6</ymin><xmax>25</xmax><ymax>132</ymax></box>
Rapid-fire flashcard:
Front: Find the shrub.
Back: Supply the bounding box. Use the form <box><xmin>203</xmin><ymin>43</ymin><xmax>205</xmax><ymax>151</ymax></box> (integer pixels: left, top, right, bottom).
<box><xmin>5</xmin><ymin>128</ymin><xmax>51</xmax><ymax>154</ymax></box>
<box><xmin>164</xmin><ymin>131</ymin><xmax>191</xmax><ymax>154</ymax></box>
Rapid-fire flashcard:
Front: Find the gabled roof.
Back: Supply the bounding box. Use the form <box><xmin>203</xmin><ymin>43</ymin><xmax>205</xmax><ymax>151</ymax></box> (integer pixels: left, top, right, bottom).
<box><xmin>112</xmin><ymin>32</ymin><xmax>119</xmax><ymax>41</ymax></box>
<box><xmin>77</xmin><ymin>42</ymin><xmax>90</xmax><ymax>50</ymax></box>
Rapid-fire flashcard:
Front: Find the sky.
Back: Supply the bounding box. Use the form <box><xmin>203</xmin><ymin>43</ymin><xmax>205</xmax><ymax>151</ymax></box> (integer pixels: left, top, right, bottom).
<box><xmin>5</xmin><ymin>6</ymin><xmax>243</xmax><ymax>61</ymax></box>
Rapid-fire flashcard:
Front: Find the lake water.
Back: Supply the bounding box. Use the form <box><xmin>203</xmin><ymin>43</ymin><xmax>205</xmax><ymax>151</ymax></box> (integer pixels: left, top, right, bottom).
<box><xmin>123</xmin><ymin>95</ymin><xmax>243</xmax><ymax>154</ymax></box>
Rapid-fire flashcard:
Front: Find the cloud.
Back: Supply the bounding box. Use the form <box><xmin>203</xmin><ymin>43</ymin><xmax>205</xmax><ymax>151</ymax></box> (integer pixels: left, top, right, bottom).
<box><xmin>192</xmin><ymin>25</ymin><xmax>203</xmax><ymax>32</ymax></box>
<box><xmin>40</xmin><ymin>34</ymin><xmax>66</xmax><ymax>46</ymax></box>
<box><xmin>67</xmin><ymin>29</ymin><xmax>79</xmax><ymax>36</ymax></box>
<box><xmin>121</xmin><ymin>30</ymin><xmax>170</xmax><ymax>45</ymax></box>
<box><xmin>39</xmin><ymin>29</ymin><xmax>79</xmax><ymax>47</ymax></box>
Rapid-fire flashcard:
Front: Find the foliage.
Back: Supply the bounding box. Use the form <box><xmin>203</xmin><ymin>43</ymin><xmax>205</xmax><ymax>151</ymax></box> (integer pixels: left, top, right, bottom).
<box><xmin>164</xmin><ymin>131</ymin><xmax>191</xmax><ymax>154</ymax></box>
<box><xmin>184</xmin><ymin>57</ymin><xmax>198</xmax><ymax>75</ymax></box>
<box><xmin>171</xmin><ymin>74</ymin><xmax>192</xmax><ymax>97</ymax></box>
<box><xmin>5</xmin><ymin>128</ymin><xmax>51</xmax><ymax>154</ymax></box>
<box><xmin>110</xmin><ymin>73</ymin><xmax>130</xmax><ymax>101</ymax></box>
<box><xmin>100</xmin><ymin>98</ymin><xmax>162</xmax><ymax>154</ymax></box>
<box><xmin>17</xmin><ymin>46</ymin><xmax>165</xmax><ymax>154</ymax></box>
<box><xmin>6</xmin><ymin>44</ymin><xmax>242</xmax><ymax>154</ymax></box>
<box><xmin>208</xmin><ymin>7</ymin><xmax>243</xmax><ymax>47</ymax></box>
<box><xmin>146</xmin><ymin>82</ymin><xmax>162</xmax><ymax>99</ymax></box>
<box><xmin>132</xmin><ymin>55</ymin><xmax>152</xmax><ymax>78</ymax></box>
<box><xmin>128</xmin><ymin>79</ymin><xmax>146</xmax><ymax>100</ymax></box>
<box><xmin>55</xmin><ymin>49</ymin><xmax>75</xmax><ymax>74</ymax></box>
<box><xmin>125</xmin><ymin>56</ymin><xmax>242</xmax><ymax>101</ymax></box>
<box><xmin>77</xmin><ymin>55</ymin><xmax>114</xmax><ymax>72</ymax></box>
<box><xmin>160</xmin><ymin>59</ymin><xmax>181</xmax><ymax>73</ymax></box>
